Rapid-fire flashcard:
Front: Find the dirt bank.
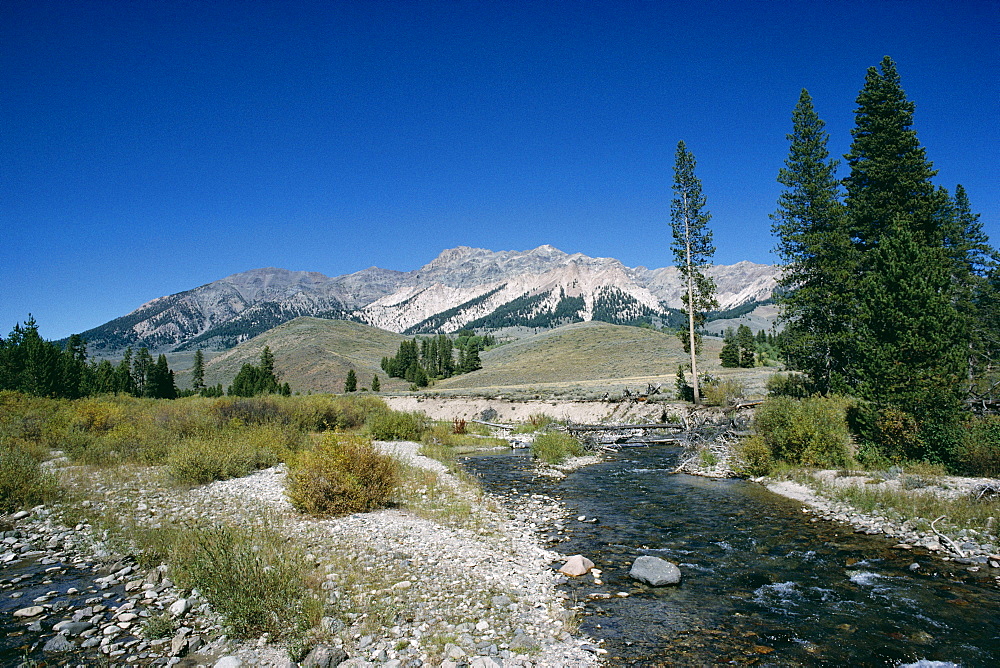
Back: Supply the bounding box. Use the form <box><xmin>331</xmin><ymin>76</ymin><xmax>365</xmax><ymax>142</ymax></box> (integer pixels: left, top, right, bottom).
<box><xmin>383</xmin><ymin>395</ymin><xmax>678</xmax><ymax>425</ymax></box>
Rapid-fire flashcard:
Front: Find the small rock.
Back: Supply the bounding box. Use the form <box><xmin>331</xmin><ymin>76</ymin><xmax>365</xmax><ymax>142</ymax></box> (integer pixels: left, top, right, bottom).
<box><xmin>43</xmin><ymin>634</ymin><xmax>75</xmax><ymax>653</ymax></box>
<box><xmin>444</xmin><ymin>643</ymin><xmax>467</xmax><ymax>660</ymax></box>
<box><xmin>558</xmin><ymin>554</ymin><xmax>595</xmax><ymax>577</ymax></box>
<box><xmin>629</xmin><ymin>556</ymin><xmax>681</xmax><ymax>586</ymax></box>
<box><xmin>169</xmin><ymin>598</ymin><xmax>191</xmax><ymax>617</ymax></box>
<box><xmin>170</xmin><ymin>628</ymin><xmax>191</xmax><ymax>656</ymax></box>
<box><xmin>470</xmin><ymin>657</ymin><xmax>503</xmax><ymax>668</ymax></box>
<box><xmin>215</xmin><ymin>658</ymin><xmax>244</xmax><ymax>668</ymax></box>
<box><xmin>301</xmin><ymin>643</ymin><xmax>348</xmax><ymax>667</ymax></box>
<box><xmin>13</xmin><ymin>605</ymin><xmax>45</xmax><ymax>618</ymax></box>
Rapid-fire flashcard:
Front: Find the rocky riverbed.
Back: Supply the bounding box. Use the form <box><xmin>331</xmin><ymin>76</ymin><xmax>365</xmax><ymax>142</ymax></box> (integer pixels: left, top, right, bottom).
<box><xmin>2</xmin><ymin>442</ymin><xmax>602</xmax><ymax>667</ymax></box>
<box><xmin>762</xmin><ymin>473</ymin><xmax>1000</xmax><ymax>571</ymax></box>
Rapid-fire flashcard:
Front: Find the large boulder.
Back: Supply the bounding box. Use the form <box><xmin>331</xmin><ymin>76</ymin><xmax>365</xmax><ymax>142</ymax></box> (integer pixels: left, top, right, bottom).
<box><xmin>629</xmin><ymin>556</ymin><xmax>681</xmax><ymax>586</ymax></box>
<box><xmin>558</xmin><ymin>554</ymin><xmax>595</xmax><ymax>576</ymax></box>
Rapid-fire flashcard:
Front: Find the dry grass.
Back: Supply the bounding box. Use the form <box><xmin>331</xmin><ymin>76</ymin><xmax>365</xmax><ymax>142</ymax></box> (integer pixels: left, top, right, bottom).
<box><xmin>179</xmin><ymin>317</ymin><xmax>412</xmax><ymax>394</ymax></box>
<box><xmin>430</xmin><ymin>321</ymin><xmax>774</xmax><ymax>398</ymax></box>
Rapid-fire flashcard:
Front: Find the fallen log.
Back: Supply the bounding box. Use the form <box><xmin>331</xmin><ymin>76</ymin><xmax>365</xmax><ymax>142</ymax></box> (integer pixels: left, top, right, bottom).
<box><xmin>470</xmin><ymin>419</ymin><xmax>516</xmax><ymax>430</ymax></box>
<box><xmin>564</xmin><ymin>422</ymin><xmax>686</xmax><ymax>432</ymax></box>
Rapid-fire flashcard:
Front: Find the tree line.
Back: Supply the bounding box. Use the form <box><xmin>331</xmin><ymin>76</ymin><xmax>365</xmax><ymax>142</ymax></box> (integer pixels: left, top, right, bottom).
<box><xmin>0</xmin><ymin>316</ymin><xmax>179</xmax><ymax>399</ymax></box>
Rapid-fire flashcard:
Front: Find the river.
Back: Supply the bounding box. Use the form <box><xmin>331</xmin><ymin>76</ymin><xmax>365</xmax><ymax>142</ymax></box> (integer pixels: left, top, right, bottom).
<box><xmin>462</xmin><ymin>445</ymin><xmax>1000</xmax><ymax>666</ymax></box>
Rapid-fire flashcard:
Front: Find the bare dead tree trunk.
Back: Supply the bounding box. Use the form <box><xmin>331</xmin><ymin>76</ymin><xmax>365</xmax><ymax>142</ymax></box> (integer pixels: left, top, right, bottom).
<box><xmin>683</xmin><ymin>191</ymin><xmax>700</xmax><ymax>404</ymax></box>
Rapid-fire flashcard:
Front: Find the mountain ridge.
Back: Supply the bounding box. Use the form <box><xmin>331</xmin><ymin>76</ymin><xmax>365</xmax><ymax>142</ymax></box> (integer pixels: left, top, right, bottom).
<box><xmin>76</xmin><ymin>245</ymin><xmax>779</xmax><ymax>355</ymax></box>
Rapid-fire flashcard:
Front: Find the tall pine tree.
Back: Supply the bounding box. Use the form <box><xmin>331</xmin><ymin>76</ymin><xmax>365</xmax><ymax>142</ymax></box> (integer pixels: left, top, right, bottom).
<box><xmin>191</xmin><ymin>349</ymin><xmax>206</xmax><ymax>392</ymax></box>
<box><xmin>670</xmin><ymin>140</ymin><xmax>717</xmax><ymax>403</ymax></box>
<box><xmin>844</xmin><ymin>56</ymin><xmax>967</xmax><ymax>459</ymax></box>
<box><xmin>772</xmin><ymin>89</ymin><xmax>852</xmax><ymax>394</ymax></box>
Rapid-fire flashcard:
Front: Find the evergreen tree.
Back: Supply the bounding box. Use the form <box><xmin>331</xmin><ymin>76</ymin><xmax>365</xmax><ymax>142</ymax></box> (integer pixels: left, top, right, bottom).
<box><xmin>736</xmin><ymin>325</ymin><xmax>757</xmax><ymax>368</ymax></box>
<box><xmin>844</xmin><ymin>56</ymin><xmax>968</xmax><ymax>460</ymax></box>
<box><xmin>260</xmin><ymin>346</ymin><xmax>276</xmax><ymax>382</ymax></box>
<box><xmin>719</xmin><ymin>328</ymin><xmax>741</xmax><ymax>368</ymax></box>
<box><xmin>670</xmin><ymin>141</ymin><xmax>717</xmax><ymax>403</ymax></box>
<box><xmin>462</xmin><ymin>341</ymin><xmax>482</xmax><ymax>372</ymax></box>
<box><xmin>371</xmin><ymin>374</ymin><xmax>381</xmax><ymax>392</ymax></box>
<box><xmin>147</xmin><ymin>354</ymin><xmax>177</xmax><ymax>399</ymax></box>
<box><xmin>191</xmin><ymin>349</ymin><xmax>206</xmax><ymax>391</ymax></box>
<box><xmin>132</xmin><ymin>348</ymin><xmax>154</xmax><ymax>397</ymax></box>
<box><xmin>22</xmin><ymin>318</ymin><xmax>61</xmax><ymax>397</ymax></box>
<box><xmin>116</xmin><ymin>348</ymin><xmax>135</xmax><ymax>395</ymax></box>
<box><xmin>60</xmin><ymin>334</ymin><xmax>88</xmax><ymax>399</ymax></box>
<box><xmin>943</xmin><ymin>185</ymin><xmax>999</xmax><ymax>379</ymax></box>
<box><xmin>344</xmin><ymin>369</ymin><xmax>357</xmax><ymax>393</ymax></box>
<box><xmin>771</xmin><ymin>89</ymin><xmax>851</xmax><ymax>394</ymax></box>
<box><xmin>229</xmin><ymin>363</ymin><xmax>263</xmax><ymax>397</ymax></box>
<box><xmin>91</xmin><ymin>359</ymin><xmax>117</xmax><ymax>394</ymax></box>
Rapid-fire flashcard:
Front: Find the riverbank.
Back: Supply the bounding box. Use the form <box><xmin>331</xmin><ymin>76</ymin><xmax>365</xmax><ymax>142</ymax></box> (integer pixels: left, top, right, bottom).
<box><xmin>3</xmin><ymin>442</ymin><xmax>602</xmax><ymax>667</ymax></box>
<box><xmin>759</xmin><ymin>470</ymin><xmax>1000</xmax><ymax>571</ymax></box>
<box><xmin>383</xmin><ymin>396</ymin><xmax>674</xmax><ymax>426</ymax></box>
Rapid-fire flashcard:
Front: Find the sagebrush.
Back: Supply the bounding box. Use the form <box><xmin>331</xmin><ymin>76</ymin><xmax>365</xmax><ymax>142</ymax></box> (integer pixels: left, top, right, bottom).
<box><xmin>286</xmin><ymin>432</ymin><xmax>398</xmax><ymax>516</ymax></box>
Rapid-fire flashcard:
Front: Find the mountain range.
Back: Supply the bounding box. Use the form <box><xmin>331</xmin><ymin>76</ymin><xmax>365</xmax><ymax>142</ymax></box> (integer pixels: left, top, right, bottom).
<box><xmin>76</xmin><ymin>245</ymin><xmax>780</xmax><ymax>355</ymax></box>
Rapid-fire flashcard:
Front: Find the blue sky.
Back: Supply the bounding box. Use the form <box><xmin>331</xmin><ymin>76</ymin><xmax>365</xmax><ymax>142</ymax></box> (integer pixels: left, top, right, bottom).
<box><xmin>3</xmin><ymin>0</ymin><xmax>998</xmax><ymax>340</ymax></box>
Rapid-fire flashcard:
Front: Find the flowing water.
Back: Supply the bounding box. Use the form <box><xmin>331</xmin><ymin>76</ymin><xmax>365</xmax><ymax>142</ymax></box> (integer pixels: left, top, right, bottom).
<box><xmin>462</xmin><ymin>446</ymin><xmax>1000</xmax><ymax>666</ymax></box>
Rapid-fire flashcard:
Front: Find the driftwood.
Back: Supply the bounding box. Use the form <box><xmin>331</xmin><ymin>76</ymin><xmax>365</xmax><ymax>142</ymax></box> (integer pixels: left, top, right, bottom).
<box><xmin>470</xmin><ymin>419</ymin><xmax>516</xmax><ymax>430</ymax></box>
<box><xmin>565</xmin><ymin>422</ymin><xmax>685</xmax><ymax>433</ymax></box>
<box><xmin>930</xmin><ymin>515</ymin><xmax>966</xmax><ymax>558</ymax></box>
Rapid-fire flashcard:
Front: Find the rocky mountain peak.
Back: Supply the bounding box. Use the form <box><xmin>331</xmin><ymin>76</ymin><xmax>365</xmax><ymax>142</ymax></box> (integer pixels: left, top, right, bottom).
<box><xmin>76</xmin><ymin>245</ymin><xmax>780</xmax><ymax>354</ymax></box>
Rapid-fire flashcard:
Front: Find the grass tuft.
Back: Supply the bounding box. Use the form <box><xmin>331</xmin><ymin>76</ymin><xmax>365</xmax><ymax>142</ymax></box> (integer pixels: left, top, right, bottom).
<box><xmin>530</xmin><ymin>432</ymin><xmax>584</xmax><ymax>464</ymax></box>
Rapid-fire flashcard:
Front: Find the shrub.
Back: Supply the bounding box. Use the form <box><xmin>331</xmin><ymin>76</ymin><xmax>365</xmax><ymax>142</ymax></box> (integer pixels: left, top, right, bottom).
<box><xmin>735</xmin><ymin>435</ymin><xmax>773</xmax><ymax>477</ymax></box>
<box><xmin>71</xmin><ymin>420</ymin><xmax>176</xmax><ymax>467</ymax></box>
<box><xmin>283</xmin><ymin>394</ymin><xmax>387</xmax><ymax>432</ymax></box>
<box><xmin>766</xmin><ymin>373</ymin><xmax>811</xmax><ymax>398</ymax></box>
<box><xmin>141</xmin><ymin>612</ymin><xmax>176</xmax><ymax>639</ymax></box>
<box><xmin>286</xmin><ymin>433</ymin><xmax>398</xmax><ymax>516</ymax></box>
<box><xmin>168</xmin><ymin>523</ymin><xmax>318</xmax><ymax>638</ymax></box>
<box><xmin>71</xmin><ymin>397</ymin><xmax>129</xmax><ymax>433</ymax></box>
<box><xmin>366</xmin><ymin>410</ymin><xmax>427</xmax><ymax>441</ymax></box>
<box><xmin>530</xmin><ymin>432</ymin><xmax>584</xmax><ymax>465</ymax></box>
<box><xmin>0</xmin><ymin>441</ymin><xmax>60</xmax><ymax>512</ymax></box>
<box><xmin>513</xmin><ymin>413</ymin><xmax>556</xmax><ymax>434</ymax></box>
<box><xmin>751</xmin><ymin>395</ymin><xmax>854</xmax><ymax>468</ymax></box>
<box><xmin>701</xmin><ymin>378</ymin><xmax>746</xmax><ymax>407</ymax></box>
<box><xmin>955</xmin><ymin>415</ymin><xmax>1000</xmax><ymax>477</ymax></box>
<box><xmin>212</xmin><ymin>397</ymin><xmax>290</xmax><ymax>426</ymax></box>
<box><xmin>167</xmin><ymin>424</ymin><xmax>302</xmax><ymax>485</ymax></box>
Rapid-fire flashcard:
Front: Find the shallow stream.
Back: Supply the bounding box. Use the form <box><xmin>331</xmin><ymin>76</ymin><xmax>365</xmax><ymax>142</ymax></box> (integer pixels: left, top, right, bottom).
<box><xmin>462</xmin><ymin>446</ymin><xmax>1000</xmax><ymax>666</ymax></box>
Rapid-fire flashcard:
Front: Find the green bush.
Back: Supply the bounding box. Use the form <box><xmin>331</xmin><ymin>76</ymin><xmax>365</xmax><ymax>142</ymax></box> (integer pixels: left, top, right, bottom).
<box><xmin>366</xmin><ymin>410</ymin><xmax>427</xmax><ymax>441</ymax></box>
<box><xmin>141</xmin><ymin>612</ymin><xmax>176</xmax><ymax>639</ymax></box>
<box><xmin>766</xmin><ymin>373</ymin><xmax>811</xmax><ymax>398</ymax></box>
<box><xmin>286</xmin><ymin>433</ymin><xmax>398</xmax><ymax>516</ymax></box>
<box><xmin>701</xmin><ymin>378</ymin><xmax>746</xmax><ymax>407</ymax></box>
<box><xmin>283</xmin><ymin>394</ymin><xmax>387</xmax><ymax>431</ymax></box>
<box><xmin>513</xmin><ymin>413</ymin><xmax>557</xmax><ymax>434</ymax></box>
<box><xmin>212</xmin><ymin>397</ymin><xmax>290</xmax><ymax>426</ymax></box>
<box><xmin>735</xmin><ymin>435</ymin><xmax>773</xmax><ymax>477</ymax></box>
<box><xmin>167</xmin><ymin>424</ymin><xmax>302</xmax><ymax>485</ymax></box>
<box><xmin>168</xmin><ymin>523</ymin><xmax>318</xmax><ymax>638</ymax></box>
<box><xmin>955</xmin><ymin>415</ymin><xmax>1000</xmax><ymax>477</ymax></box>
<box><xmin>530</xmin><ymin>432</ymin><xmax>584</xmax><ymax>465</ymax></box>
<box><xmin>0</xmin><ymin>441</ymin><xmax>60</xmax><ymax>513</ymax></box>
<box><xmin>751</xmin><ymin>395</ymin><xmax>854</xmax><ymax>468</ymax></box>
